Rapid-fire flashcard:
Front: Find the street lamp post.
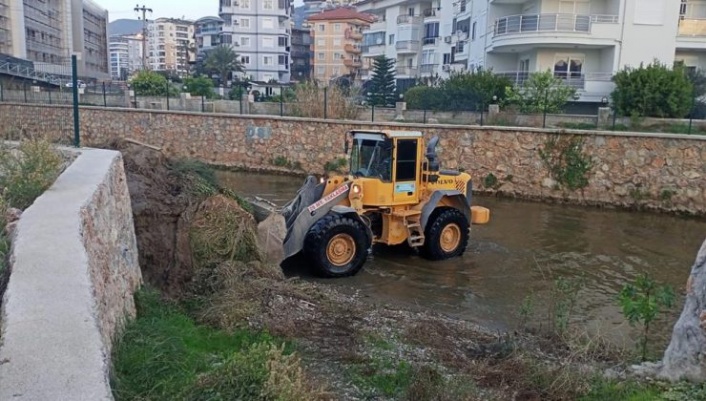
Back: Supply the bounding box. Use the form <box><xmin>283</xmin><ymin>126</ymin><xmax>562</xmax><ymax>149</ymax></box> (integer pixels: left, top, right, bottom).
<box><xmin>542</xmin><ymin>89</ymin><xmax>549</xmax><ymax>128</ymax></box>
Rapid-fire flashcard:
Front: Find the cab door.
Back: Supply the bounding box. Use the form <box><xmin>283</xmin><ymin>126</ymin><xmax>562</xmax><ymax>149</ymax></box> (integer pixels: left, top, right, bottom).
<box><xmin>392</xmin><ymin>138</ymin><xmax>420</xmax><ymax>204</ymax></box>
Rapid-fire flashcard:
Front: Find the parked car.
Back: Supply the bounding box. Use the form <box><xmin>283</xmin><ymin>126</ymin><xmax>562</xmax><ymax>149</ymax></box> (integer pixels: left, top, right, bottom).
<box><xmin>65</xmin><ymin>80</ymin><xmax>86</xmax><ymax>88</ymax></box>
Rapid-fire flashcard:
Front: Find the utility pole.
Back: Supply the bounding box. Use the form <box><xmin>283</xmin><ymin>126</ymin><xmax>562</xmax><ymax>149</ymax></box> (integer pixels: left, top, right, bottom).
<box><xmin>135</xmin><ymin>4</ymin><xmax>153</xmax><ymax>70</ymax></box>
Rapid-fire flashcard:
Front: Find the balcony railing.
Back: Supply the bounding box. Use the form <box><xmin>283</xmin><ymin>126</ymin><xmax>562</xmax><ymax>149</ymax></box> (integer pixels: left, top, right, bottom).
<box><xmin>494</xmin><ymin>71</ymin><xmax>613</xmax><ymax>89</ymax></box>
<box><xmin>494</xmin><ymin>13</ymin><xmax>619</xmax><ymax>36</ymax></box>
<box><xmin>420</xmin><ymin>64</ymin><xmax>438</xmax><ymax>74</ymax></box>
<box><xmin>422</xmin><ymin>37</ymin><xmax>439</xmax><ymax>46</ymax></box>
<box><xmin>678</xmin><ymin>18</ymin><xmax>706</xmax><ymax>37</ymax></box>
<box><xmin>362</xmin><ymin>44</ymin><xmax>385</xmax><ymax>56</ymax></box>
<box><xmin>396</xmin><ymin>66</ymin><xmax>418</xmax><ymax>76</ymax></box>
<box><xmin>345</xmin><ymin>43</ymin><xmax>362</xmax><ymax>54</ymax></box>
<box><xmin>345</xmin><ymin>29</ymin><xmax>363</xmax><ymax>40</ymax></box>
<box><xmin>423</xmin><ymin>9</ymin><xmax>439</xmax><ymax>18</ymax></box>
<box><xmin>344</xmin><ymin>58</ymin><xmax>363</xmax><ymax>68</ymax></box>
<box><xmin>397</xmin><ymin>15</ymin><xmax>423</xmax><ymax>25</ymax></box>
<box><xmin>396</xmin><ymin>40</ymin><xmax>420</xmax><ymax>52</ymax></box>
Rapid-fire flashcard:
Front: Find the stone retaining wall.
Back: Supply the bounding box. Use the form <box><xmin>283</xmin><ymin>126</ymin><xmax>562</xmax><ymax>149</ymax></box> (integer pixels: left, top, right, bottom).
<box><xmin>0</xmin><ymin>147</ymin><xmax>142</xmax><ymax>401</ymax></box>
<box><xmin>1</xmin><ymin>103</ymin><xmax>705</xmax><ymax>215</ymax></box>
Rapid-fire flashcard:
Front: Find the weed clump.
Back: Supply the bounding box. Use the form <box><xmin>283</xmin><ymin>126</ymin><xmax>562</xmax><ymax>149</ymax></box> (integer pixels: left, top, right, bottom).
<box><xmin>0</xmin><ymin>139</ymin><xmax>62</xmax><ymax>210</ymax></box>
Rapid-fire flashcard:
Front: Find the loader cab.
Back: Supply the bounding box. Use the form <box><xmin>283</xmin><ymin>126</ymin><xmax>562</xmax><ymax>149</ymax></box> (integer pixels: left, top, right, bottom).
<box><xmin>348</xmin><ymin>130</ymin><xmax>423</xmax><ymax>206</ymax></box>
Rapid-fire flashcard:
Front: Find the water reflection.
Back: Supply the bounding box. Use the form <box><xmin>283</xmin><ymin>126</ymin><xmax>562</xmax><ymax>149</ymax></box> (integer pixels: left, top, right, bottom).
<box><xmin>217</xmin><ymin>171</ymin><xmax>706</xmax><ymax>348</ymax></box>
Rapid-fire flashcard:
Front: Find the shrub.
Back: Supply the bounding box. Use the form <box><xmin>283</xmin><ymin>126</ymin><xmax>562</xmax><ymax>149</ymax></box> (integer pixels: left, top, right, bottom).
<box><xmin>611</xmin><ymin>61</ymin><xmax>694</xmax><ymax>118</ymax></box>
<box><xmin>129</xmin><ymin>70</ymin><xmax>180</xmax><ymax>97</ymax></box>
<box><xmin>183</xmin><ymin>75</ymin><xmax>215</xmax><ymax>98</ymax></box>
<box><xmin>291</xmin><ymin>80</ymin><xmax>359</xmax><ymax>120</ymax></box>
<box><xmin>403</xmin><ymin>86</ymin><xmax>444</xmax><ymax>110</ymax></box>
<box><xmin>505</xmin><ymin>70</ymin><xmax>577</xmax><ymax>114</ymax></box>
<box><xmin>0</xmin><ymin>139</ymin><xmax>62</xmax><ymax>210</ymax></box>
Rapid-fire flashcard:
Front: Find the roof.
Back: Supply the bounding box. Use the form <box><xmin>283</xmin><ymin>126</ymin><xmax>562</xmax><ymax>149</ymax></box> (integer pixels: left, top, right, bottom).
<box><xmin>195</xmin><ymin>16</ymin><xmax>224</xmax><ymax>24</ymax></box>
<box><xmin>307</xmin><ymin>7</ymin><xmax>376</xmax><ymax>23</ymax></box>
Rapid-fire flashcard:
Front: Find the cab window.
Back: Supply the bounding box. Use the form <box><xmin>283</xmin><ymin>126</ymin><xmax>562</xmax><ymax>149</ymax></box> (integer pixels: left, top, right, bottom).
<box><xmin>395</xmin><ymin>139</ymin><xmax>417</xmax><ymax>181</ymax></box>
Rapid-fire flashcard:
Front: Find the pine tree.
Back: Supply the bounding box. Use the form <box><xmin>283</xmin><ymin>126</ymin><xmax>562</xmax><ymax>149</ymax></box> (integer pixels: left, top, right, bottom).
<box><xmin>367</xmin><ymin>56</ymin><xmax>397</xmax><ymax>106</ymax></box>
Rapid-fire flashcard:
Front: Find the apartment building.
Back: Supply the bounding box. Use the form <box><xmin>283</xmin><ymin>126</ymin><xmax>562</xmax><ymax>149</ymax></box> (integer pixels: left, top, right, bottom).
<box><xmin>147</xmin><ymin>18</ymin><xmax>195</xmax><ymax>76</ymax></box>
<box><xmin>195</xmin><ymin>16</ymin><xmax>225</xmax><ymax>55</ymax></box>
<box><xmin>109</xmin><ymin>33</ymin><xmax>144</xmax><ymax>80</ymax></box>
<box><xmin>308</xmin><ymin>8</ymin><xmax>373</xmax><ymax>83</ymax></box>
<box><xmin>0</xmin><ymin>0</ymin><xmax>110</xmax><ymax>79</ymax></box>
<box><xmin>291</xmin><ymin>27</ymin><xmax>312</xmax><ymax>81</ymax></box>
<box><xmin>356</xmin><ymin>0</ymin><xmax>691</xmax><ymax>103</ymax></box>
<box><xmin>219</xmin><ymin>0</ymin><xmax>292</xmax><ymax>83</ymax></box>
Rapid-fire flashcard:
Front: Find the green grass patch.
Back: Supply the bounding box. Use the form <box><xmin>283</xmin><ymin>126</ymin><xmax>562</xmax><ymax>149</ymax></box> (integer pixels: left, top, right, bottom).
<box><xmin>578</xmin><ymin>378</ymin><xmax>706</xmax><ymax>401</ymax></box>
<box><xmin>349</xmin><ymin>355</ymin><xmax>413</xmax><ymax>398</ymax></box>
<box><xmin>111</xmin><ymin>288</ymin><xmax>304</xmax><ymax>401</ymax></box>
<box><xmin>557</xmin><ymin>122</ymin><xmax>598</xmax><ymax>130</ymax></box>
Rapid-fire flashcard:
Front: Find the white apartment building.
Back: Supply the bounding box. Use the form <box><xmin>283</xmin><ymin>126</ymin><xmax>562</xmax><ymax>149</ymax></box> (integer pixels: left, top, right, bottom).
<box><xmin>219</xmin><ymin>0</ymin><xmax>292</xmax><ymax>83</ymax></box>
<box><xmin>109</xmin><ymin>34</ymin><xmax>144</xmax><ymax>80</ymax></box>
<box><xmin>147</xmin><ymin>18</ymin><xmax>195</xmax><ymax>76</ymax></box>
<box><xmin>356</xmin><ymin>0</ymin><xmax>694</xmax><ymax>103</ymax></box>
<box><xmin>1</xmin><ymin>0</ymin><xmax>110</xmax><ymax>79</ymax></box>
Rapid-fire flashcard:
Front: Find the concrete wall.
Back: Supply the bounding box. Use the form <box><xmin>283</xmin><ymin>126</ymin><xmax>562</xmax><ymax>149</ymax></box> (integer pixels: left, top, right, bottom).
<box><xmin>0</xmin><ymin>103</ymin><xmax>705</xmax><ymax>215</ymax></box>
<box><xmin>0</xmin><ymin>147</ymin><xmax>142</xmax><ymax>401</ymax></box>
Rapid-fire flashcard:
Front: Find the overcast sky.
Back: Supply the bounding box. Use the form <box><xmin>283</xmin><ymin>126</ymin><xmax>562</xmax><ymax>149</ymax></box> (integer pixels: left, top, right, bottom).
<box><xmin>102</xmin><ymin>0</ymin><xmax>305</xmax><ymax>21</ymax></box>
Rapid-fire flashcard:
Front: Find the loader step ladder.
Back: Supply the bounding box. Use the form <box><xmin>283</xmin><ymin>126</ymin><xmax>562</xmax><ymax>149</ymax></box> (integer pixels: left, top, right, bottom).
<box><xmin>394</xmin><ymin>210</ymin><xmax>425</xmax><ymax>248</ymax></box>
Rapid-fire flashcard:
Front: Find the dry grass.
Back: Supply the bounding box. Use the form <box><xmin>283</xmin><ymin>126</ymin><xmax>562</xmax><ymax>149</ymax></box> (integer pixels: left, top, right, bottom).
<box><xmin>0</xmin><ymin>139</ymin><xmax>63</xmax><ymax>210</ymax></box>
<box><xmin>291</xmin><ymin>81</ymin><xmax>360</xmax><ymax>120</ymax></box>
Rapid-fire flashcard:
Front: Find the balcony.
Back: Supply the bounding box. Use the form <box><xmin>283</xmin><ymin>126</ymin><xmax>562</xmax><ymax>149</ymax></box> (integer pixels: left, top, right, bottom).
<box><xmin>677</xmin><ymin>18</ymin><xmax>706</xmax><ymax>49</ymax></box>
<box><xmin>369</xmin><ymin>20</ymin><xmax>386</xmax><ymax>33</ymax></box>
<box><xmin>494</xmin><ymin>71</ymin><xmax>613</xmax><ymax>91</ymax></box>
<box><xmin>396</xmin><ymin>40</ymin><xmax>420</xmax><ymax>53</ymax></box>
<box><xmin>362</xmin><ymin>44</ymin><xmax>385</xmax><ymax>57</ymax></box>
<box><xmin>422</xmin><ymin>37</ymin><xmax>440</xmax><ymax>46</ymax></box>
<box><xmin>396</xmin><ymin>66</ymin><xmax>418</xmax><ymax>76</ymax></box>
<box><xmin>397</xmin><ymin>15</ymin><xmax>423</xmax><ymax>25</ymax></box>
<box><xmin>345</xmin><ymin>43</ymin><xmax>362</xmax><ymax>54</ymax></box>
<box><xmin>420</xmin><ymin>64</ymin><xmax>438</xmax><ymax>75</ymax></box>
<box><xmin>490</xmin><ymin>13</ymin><xmax>620</xmax><ymax>51</ymax></box>
<box><xmin>423</xmin><ymin>8</ymin><xmax>440</xmax><ymax>20</ymax></box>
<box><xmin>344</xmin><ymin>58</ymin><xmax>363</xmax><ymax>68</ymax></box>
<box><xmin>345</xmin><ymin>29</ymin><xmax>363</xmax><ymax>40</ymax></box>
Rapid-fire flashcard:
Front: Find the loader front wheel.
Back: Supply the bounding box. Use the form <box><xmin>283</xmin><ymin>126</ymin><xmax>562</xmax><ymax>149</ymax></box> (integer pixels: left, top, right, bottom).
<box><xmin>420</xmin><ymin>208</ymin><xmax>469</xmax><ymax>260</ymax></box>
<box><xmin>304</xmin><ymin>214</ymin><xmax>370</xmax><ymax>278</ymax></box>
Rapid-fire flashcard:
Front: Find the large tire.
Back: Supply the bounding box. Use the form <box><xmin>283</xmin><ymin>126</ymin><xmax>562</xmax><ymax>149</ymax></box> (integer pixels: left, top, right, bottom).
<box><xmin>304</xmin><ymin>214</ymin><xmax>370</xmax><ymax>278</ymax></box>
<box><xmin>420</xmin><ymin>208</ymin><xmax>469</xmax><ymax>261</ymax></box>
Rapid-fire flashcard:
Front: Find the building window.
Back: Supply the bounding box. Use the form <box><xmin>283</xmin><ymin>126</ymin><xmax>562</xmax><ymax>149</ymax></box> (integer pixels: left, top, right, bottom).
<box><xmin>222</xmin><ymin>34</ymin><xmax>232</xmax><ymax>44</ymax></box>
<box><xmin>317</xmin><ymin>38</ymin><xmax>325</xmax><ymax>46</ymax></box>
<box><xmin>263</xmin><ymin>18</ymin><xmax>274</xmax><ymax>29</ymax></box>
<box><xmin>318</xmin><ymin>52</ymin><xmax>325</xmax><ymax>60</ymax></box>
<box><xmin>681</xmin><ymin>0</ymin><xmax>688</xmax><ymax>16</ymax></box>
<box><xmin>264</xmin><ymin>0</ymin><xmax>274</xmax><ymax>9</ymax></box>
<box><xmin>317</xmin><ymin>66</ymin><xmax>325</xmax><ymax>75</ymax></box>
<box><xmin>240</xmin><ymin>18</ymin><xmax>250</xmax><ymax>28</ymax></box>
<box><xmin>240</xmin><ymin>0</ymin><xmax>250</xmax><ymax>9</ymax></box>
<box><xmin>278</xmin><ymin>55</ymin><xmax>288</xmax><ymax>65</ymax></box>
<box><xmin>263</xmin><ymin>56</ymin><xmax>274</xmax><ymax>66</ymax></box>
<box><xmin>241</xmin><ymin>36</ymin><xmax>250</xmax><ymax>47</ymax></box>
<box><xmin>389</xmin><ymin>34</ymin><xmax>395</xmax><ymax>44</ymax></box>
<box><xmin>333</xmin><ymin>38</ymin><xmax>341</xmax><ymax>46</ymax></box>
<box><xmin>319</xmin><ymin>24</ymin><xmax>325</xmax><ymax>32</ymax></box>
<box><xmin>472</xmin><ymin>22</ymin><xmax>476</xmax><ymax>40</ymax></box>
<box><xmin>263</xmin><ymin>37</ymin><xmax>274</xmax><ymax>47</ymax></box>
<box><xmin>278</xmin><ymin>36</ymin><xmax>288</xmax><ymax>47</ymax></box>
<box><xmin>443</xmin><ymin>53</ymin><xmax>451</xmax><ymax>64</ymax></box>
<box><xmin>554</xmin><ymin>56</ymin><xmax>583</xmax><ymax>79</ymax></box>
<box><xmin>241</xmin><ymin>55</ymin><xmax>251</xmax><ymax>64</ymax></box>
<box><xmin>334</xmin><ymin>23</ymin><xmax>341</xmax><ymax>32</ymax></box>
<box><xmin>334</xmin><ymin>52</ymin><xmax>342</xmax><ymax>59</ymax></box>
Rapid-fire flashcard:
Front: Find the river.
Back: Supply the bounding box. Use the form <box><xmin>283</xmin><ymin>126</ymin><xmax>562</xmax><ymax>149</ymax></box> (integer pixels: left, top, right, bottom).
<box><xmin>217</xmin><ymin>171</ymin><xmax>706</xmax><ymax>350</ymax></box>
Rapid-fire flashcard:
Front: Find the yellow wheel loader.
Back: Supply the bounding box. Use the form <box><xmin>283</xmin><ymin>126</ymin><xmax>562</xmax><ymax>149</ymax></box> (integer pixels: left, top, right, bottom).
<box><xmin>274</xmin><ymin>130</ymin><xmax>490</xmax><ymax>278</ymax></box>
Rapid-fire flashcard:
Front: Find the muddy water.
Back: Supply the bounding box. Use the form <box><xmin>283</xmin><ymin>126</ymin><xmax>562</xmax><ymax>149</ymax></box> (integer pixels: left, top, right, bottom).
<box><xmin>218</xmin><ymin>171</ymin><xmax>706</xmax><ymax>348</ymax></box>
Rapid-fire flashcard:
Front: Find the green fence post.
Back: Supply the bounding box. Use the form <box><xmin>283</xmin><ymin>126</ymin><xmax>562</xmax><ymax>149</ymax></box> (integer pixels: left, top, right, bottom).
<box><xmin>48</xmin><ymin>88</ymin><xmax>52</xmax><ymax>104</ymax></box>
<box><xmin>323</xmin><ymin>87</ymin><xmax>328</xmax><ymax>119</ymax></box>
<box><xmin>371</xmin><ymin>104</ymin><xmax>375</xmax><ymax>122</ymax></box>
<box><xmin>279</xmin><ymin>85</ymin><xmax>284</xmax><ymax>117</ymax></box>
<box><xmin>71</xmin><ymin>55</ymin><xmax>80</xmax><ymax>147</ymax></box>
<box><xmin>0</xmin><ymin>84</ymin><xmax>4</xmax><ymax>102</ymax></box>
<box><xmin>23</xmin><ymin>83</ymin><xmax>27</xmax><ymax>103</ymax></box>
<box><xmin>166</xmin><ymin>81</ymin><xmax>170</xmax><ymax>111</ymax></box>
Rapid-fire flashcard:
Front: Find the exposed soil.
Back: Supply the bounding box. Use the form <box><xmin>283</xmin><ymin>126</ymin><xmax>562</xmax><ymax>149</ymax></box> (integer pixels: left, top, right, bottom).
<box><xmin>109</xmin><ymin>140</ymin><xmax>631</xmax><ymax>400</ymax></box>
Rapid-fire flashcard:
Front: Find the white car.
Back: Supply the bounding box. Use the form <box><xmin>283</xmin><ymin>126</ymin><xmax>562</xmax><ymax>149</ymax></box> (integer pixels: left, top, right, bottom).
<box><xmin>65</xmin><ymin>80</ymin><xmax>86</xmax><ymax>88</ymax></box>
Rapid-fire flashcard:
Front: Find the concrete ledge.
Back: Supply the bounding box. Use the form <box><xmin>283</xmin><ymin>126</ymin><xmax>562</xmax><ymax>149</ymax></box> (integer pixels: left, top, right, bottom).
<box><xmin>0</xmin><ymin>148</ymin><xmax>142</xmax><ymax>401</ymax></box>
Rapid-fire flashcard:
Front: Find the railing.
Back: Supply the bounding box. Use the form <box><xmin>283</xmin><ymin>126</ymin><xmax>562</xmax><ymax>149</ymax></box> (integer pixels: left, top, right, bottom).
<box><xmin>423</xmin><ymin>9</ymin><xmax>439</xmax><ymax>18</ymax></box>
<box><xmin>678</xmin><ymin>18</ymin><xmax>706</xmax><ymax>37</ymax></box>
<box><xmin>494</xmin><ymin>71</ymin><xmax>614</xmax><ymax>89</ymax></box>
<box><xmin>397</xmin><ymin>15</ymin><xmax>423</xmax><ymax>25</ymax></box>
<box><xmin>345</xmin><ymin>29</ymin><xmax>363</xmax><ymax>40</ymax></box>
<box><xmin>396</xmin><ymin>66</ymin><xmax>418</xmax><ymax>76</ymax></box>
<box><xmin>420</xmin><ymin>64</ymin><xmax>438</xmax><ymax>74</ymax></box>
<box><xmin>494</xmin><ymin>13</ymin><xmax>619</xmax><ymax>36</ymax></box>
<box><xmin>396</xmin><ymin>40</ymin><xmax>420</xmax><ymax>52</ymax></box>
<box><xmin>344</xmin><ymin>58</ymin><xmax>362</xmax><ymax>68</ymax></box>
<box><xmin>345</xmin><ymin>43</ymin><xmax>362</xmax><ymax>54</ymax></box>
<box><xmin>422</xmin><ymin>37</ymin><xmax>439</xmax><ymax>46</ymax></box>
<box><xmin>0</xmin><ymin>60</ymin><xmax>71</xmax><ymax>85</ymax></box>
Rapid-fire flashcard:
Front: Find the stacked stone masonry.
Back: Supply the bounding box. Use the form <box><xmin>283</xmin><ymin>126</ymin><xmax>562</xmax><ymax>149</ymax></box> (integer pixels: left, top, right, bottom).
<box><xmin>1</xmin><ymin>103</ymin><xmax>705</xmax><ymax>215</ymax></box>
<box><xmin>0</xmin><ymin>147</ymin><xmax>142</xmax><ymax>401</ymax></box>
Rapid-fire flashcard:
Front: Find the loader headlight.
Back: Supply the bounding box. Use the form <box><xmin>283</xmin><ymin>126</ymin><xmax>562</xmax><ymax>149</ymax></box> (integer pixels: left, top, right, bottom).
<box><xmin>319</xmin><ymin>176</ymin><xmax>326</xmax><ymax>185</ymax></box>
<box><xmin>351</xmin><ymin>184</ymin><xmax>362</xmax><ymax>199</ymax></box>
<box><xmin>352</xmin><ymin>184</ymin><xmax>361</xmax><ymax>194</ymax></box>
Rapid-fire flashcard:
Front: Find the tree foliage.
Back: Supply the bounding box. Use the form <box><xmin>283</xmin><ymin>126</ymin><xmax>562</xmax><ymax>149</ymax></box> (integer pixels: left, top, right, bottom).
<box><xmin>367</xmin><ymin>55</ymin><xmax>397</xmax><ymax>106</ymax></box>
<box><xmin>204</xmin><ymin>45</ymin><xmax>245</xmax><ymax>86</ymax></box>
<box><xmin>404</xmin><ymin>69</ymin><xmax>511</xmax><ymax>112</ymax></box>
<box><xmin>505</xmin><ymin>71</ymin><xmax>577</xmax><ymax>113</ymax></box>
<box><xmin>184</xmin><ymin>75</ymin><xmax>215</xmax><ymax>98</ymax></box>
<box><xmin>611</xmin><ymin>61</ymin><xmax>694</xmax><ymax>118</ymax></box>
<box><xmin>130</xmin><ymin>70</ymin><xmax>179</xmax><ymax>96</ymax></box>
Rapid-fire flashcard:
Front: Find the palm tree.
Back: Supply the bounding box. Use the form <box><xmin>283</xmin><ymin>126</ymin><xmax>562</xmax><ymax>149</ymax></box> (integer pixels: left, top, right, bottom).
<box><xmin>204</xmin><ymin>45</ymin><xmax>245</xmax><ymax>87</ymax></box>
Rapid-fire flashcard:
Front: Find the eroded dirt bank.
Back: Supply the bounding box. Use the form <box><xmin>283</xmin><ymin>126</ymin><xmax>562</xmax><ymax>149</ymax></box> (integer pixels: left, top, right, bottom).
<box><xmin>107</xmin><ymin>139</ymin><xmax>687</xmax><ymax>401</ymax></box>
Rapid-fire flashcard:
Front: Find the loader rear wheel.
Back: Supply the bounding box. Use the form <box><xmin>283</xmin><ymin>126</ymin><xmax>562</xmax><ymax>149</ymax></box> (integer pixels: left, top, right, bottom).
<box><xmin>304</xmin><ymin>214</ymin><xmax>370</xmax><ymax>278</ymax></box>
<box><xmin>420</xmin><ymin>208</ymin><xmax>469</xmax><ymax>260</ymax></box>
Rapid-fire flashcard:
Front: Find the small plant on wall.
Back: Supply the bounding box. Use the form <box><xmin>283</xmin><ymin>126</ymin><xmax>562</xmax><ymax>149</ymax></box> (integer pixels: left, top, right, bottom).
<box><xmin>538</xmin><ymin>133</ymin><xmax>594</xmax><ymax>192</ymax></box>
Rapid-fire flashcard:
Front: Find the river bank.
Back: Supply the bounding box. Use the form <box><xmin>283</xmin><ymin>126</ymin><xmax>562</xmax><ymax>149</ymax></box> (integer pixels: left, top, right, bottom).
<box><xmin>106</xmin><ymin>140</ymin><xmax>705</xmax><ymax>400</ymax></box>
